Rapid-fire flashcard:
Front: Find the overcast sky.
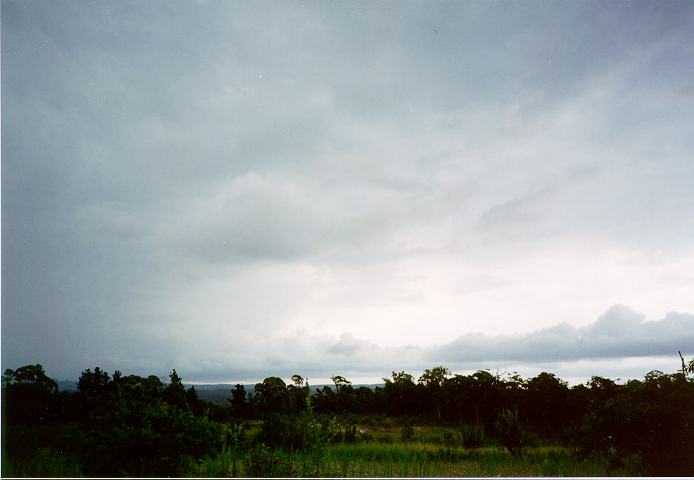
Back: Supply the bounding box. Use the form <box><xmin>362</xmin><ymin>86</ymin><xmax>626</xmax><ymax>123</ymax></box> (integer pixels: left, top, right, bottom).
<box><xmin>3</xmin><ymin>0</ymin><xmax>694</xmax><ymax>384</ymax></box>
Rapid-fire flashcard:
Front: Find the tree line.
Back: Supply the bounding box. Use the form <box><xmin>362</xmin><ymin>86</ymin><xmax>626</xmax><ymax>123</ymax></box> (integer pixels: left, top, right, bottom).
<box><xmin>3</xmin><ymin>356</ymin><xmax>694</xmax><ymax>476</ymax></box>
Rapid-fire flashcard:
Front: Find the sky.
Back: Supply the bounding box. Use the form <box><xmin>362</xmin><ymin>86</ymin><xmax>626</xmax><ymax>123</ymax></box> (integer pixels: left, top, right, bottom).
<box><xmin>2</xmin><ymin>0</ymin><xmax>694</xmax><ymax>385</ymax></box>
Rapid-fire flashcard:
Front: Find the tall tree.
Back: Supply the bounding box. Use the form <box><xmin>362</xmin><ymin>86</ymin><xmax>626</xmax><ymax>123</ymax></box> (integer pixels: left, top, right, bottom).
<box><xmin>229</xmin><ymin>384</ymin><xmax>248</xmax><ymax>418</ymax></box>
<box><xmin>419</xmin><ymin>366</ymin><xmax>450</xmax><ymax>420</ymax></box>
<box><xmin>254</xmin><ymin>377</ymin><xmax>288</xmax><ymax>414</ymax></box>
<box><xmin>288</xmin><ymin>375</ymin><xmax>309</xmax><ymax>414</ymax></box>
<box><xmin>77</xmin><ymin>367</ymin><xmax>111</xmax><ymax>406</ymax></box>
<box><xmin>524</xmin><ymin>372</ymin><xmax>569</xmax><ymax>436</ymax></box>
<box><xmin>331</xmin><ymin>375</ymin><xmax>353</xmax><ymax>412</ymax></box>
<box><xmin>383</xmin><ymin>371</ymin><xmax>417</xmax><ymax>416</ymax></box>
<box><xmin>3</xmin><ymin>364</ymin><xmax>59</xmax><ymax>423</ymax></box>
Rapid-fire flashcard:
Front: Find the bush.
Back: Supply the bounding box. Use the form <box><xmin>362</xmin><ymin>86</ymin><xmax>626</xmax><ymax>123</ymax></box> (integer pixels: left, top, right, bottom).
<box><xmin>226</xmin><ymin>421</ymin><xmax>250</xmax><ymax>451</ymax></box>
<box><xmin>258</xmin><ymin>391</ymin><xmax>339</xmax><ymax>456</ymax></box>
<box><xmin>80</xmin><ymin>400</ymin><xmax>223</xmax><ymax>476</ymax></box>
<box><xmin>189</xmin><ymin>444</ymin><xmax>240</xmax><ymax>477</ymax></box>
<box><xmin>460</xmin><ymin>424</ymin><xmax>485</xmax><ymax>449</ymax></box>
<box><xmin>442</xmin><ymin>431</ymin><xmax>456</xmax><ymax>447</ymax></box>
<box><xmin>344</xmin><ymin>424</ymin><xmax>358</xmax><ymax>443</ymax></box>
<box><xmin>495</xmin><ymin>409</ymin><xmax>525</xmax><ymax>457</ymax></box>
<box><xmin>400</xmin><ymin>419</ymin><xmax>415</xmax><ymax>441</ymax></box>
<box><xmin>247</xmin><ymin>445</ymin><xmax>295</xmax><ymax>477</ymax></box>
<box><xmin>576</xmin><ymin>372</ymin><xmax>694</xmax><ymax>475</ymax></box>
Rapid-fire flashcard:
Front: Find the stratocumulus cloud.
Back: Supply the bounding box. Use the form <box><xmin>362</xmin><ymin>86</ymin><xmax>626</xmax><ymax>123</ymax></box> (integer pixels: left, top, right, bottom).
<box><xmin>162</xmin><ymin>306</ymin><xmax>694</xmax><ymax>383</ymax></box>
<box><xmin>428</xmin><ymin>305</ymin><xmax>694</xmax><ymax>364</ymax></box>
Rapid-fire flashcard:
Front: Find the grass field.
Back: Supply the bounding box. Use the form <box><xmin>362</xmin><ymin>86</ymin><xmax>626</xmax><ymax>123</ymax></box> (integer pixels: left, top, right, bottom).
<box><xmin>188</xmin><ymin>422</ymin><xmax>630</xmax><ymax>478</ymax></box>
<box><xmin>4</xmin><ymin>421</ymin><xmax>637</xmax><ymax>477</ymax></box>
<box><xmin>190</xmin><ymin>443</ymin><xmax>619</xmax><ymax>477</ymax></box>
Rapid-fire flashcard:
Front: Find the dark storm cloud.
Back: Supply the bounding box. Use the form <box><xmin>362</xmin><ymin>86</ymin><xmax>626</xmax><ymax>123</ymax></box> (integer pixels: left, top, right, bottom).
<box><xmin>3</xmin><ymin>0</ymin><xmax>694</xmax><ymax>381</ymax></box>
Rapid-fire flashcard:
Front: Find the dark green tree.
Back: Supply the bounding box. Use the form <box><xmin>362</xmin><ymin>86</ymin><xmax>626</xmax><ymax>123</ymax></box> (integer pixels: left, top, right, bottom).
<box><xmin>524</xmin><ymin>372</ymin><xmax>570</xmax><ymax>437</ymax></box>
<box><xmin>77</xmin><ymin>367</ymin><xmax>111</xmax><ymax>407</ymax></box>
<box><xmin>77</xmin><ymin>371</ymin><xmax>222</xmax><ymax>476</ymax></box>
<box><xmin>3</xmin><ymin>364</ymin><xmax>58</xmax><ymax>423</ymax></box>
<box><xmin>331</xmin><ymin>375</ymin><xmax>353</xmax><ymax>413</ymax></box>
<box><xmin>419</xmin><ymin>366</ymin><xmax>450</xmax><ymax>420</ymax></box>
<box><xmin>163</xmin><ymin>369</ymin><xmax>186</xmax><ymax>409</ymax></box>
<box><xmin>254</xmin><ymin>377</ymin><xmax>288</xmax><ymax>414</ymax></box>
<box><xmin>3</xmin><ymin>364</ymin><xmax>57</xmax><ymax>392</ymax></box>
<box><xmin>314</xmin><ymin>385</ymin><xmax>336</xmax><ymax>413</ymax></box>
<box><xmin>383</xmin><ymin>371</ymin><xmax>419</xmax><ymax>416</ymax></box>
<box><xmin>288</xmin><ymin>375</ymin><xmax>309</xmax><ymax>414</ymax></box>
<box><xmin>229</xmin><ymin>384</ymin><xmax>248</xmax><ymax>418</ymax></box>
<box><xmin>185</xmin><ymin>386</ymin><xmax>203</xmax><ymax>415</ymax></box>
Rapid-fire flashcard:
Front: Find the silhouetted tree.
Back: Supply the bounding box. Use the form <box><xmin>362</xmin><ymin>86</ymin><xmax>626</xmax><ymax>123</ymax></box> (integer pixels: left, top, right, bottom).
<box><xmin>576</xmin><ymin>366</ymin><xmax>694</xmax><ymax>475</ymax></box>
<box><xmin>288</xmin><ymin>375</ymin><xmax>310</xmax><ymax>414</ymax></box>
<box><xmin>163</xmin><ymin>369</ymin><xmax>186</xmax><ymax>409</ymax></box>
<box><xmin>3</xmin><ymin>364</ymin><xmax>58</xmax><ymax>423</ymax></box>
<box><xmin>254</xmin><ymin>377</ymin><xmax>288</xmax><ymax>414</ymax></box>
<box><xmin>353</xmin><ymin>386</ymin><xmax>376</xmax><ymax>414</ymax></box>
<box><xmin>419</xmin><ymin>366</ymin><xmax>450</xmax><ymax>420</ymax></box>
<box><xmin>229</xmin><ymin>384</ymin><xmax>248</xmax><ymax>418</ymax></box>
<box><xmin>3</xmin><ymin>364</ymin><xmax>57</xmax><ymax>392</ymax></box>
<box><xmin>314</xmin><ymin>385</ymin><xmax>336</xmax><ymax>413</ymax></box>
<box><xmin>524</xmin><ymin>372</ymin><xmax>570</xmax><ymax>437</ymax></box>
<box><xmin>331</xmin><ymin>375</ymin><xmax>354</xmax><ymax>413</ymax></box>
<box><xmin>186</xmin><ymin>386</ymin><xmax>203</xmax><ymax>415</ymax></box>
<box><xmin>77</xmin><ymin>367</ymin><xmax>111</xmax><ymax>410</ymax></box>
<box><xmin>78</xmin><ymin>370</ymin><xmax>222</xmax><ymax>476</ymax></box>
<box><xmin>383</xmin><ymin>371</ymin><xmax>418</xmax><ymax>416</ymax></box>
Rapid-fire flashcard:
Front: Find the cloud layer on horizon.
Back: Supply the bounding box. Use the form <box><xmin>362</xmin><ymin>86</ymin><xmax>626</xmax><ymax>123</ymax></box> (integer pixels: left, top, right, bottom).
<box><xmin>203</xmin><ymin>305</ymin><xmax>694</xmax><ymax>383</ymax></box>
<box><xmin>35</xmin><ymin>305</ymin><xmax>690</xmax><ymax>384</ymax></box>
<box><xmin>428</xmin><ymin>305</ymin><xmax>694</xmax><ymax>364</ymax></box>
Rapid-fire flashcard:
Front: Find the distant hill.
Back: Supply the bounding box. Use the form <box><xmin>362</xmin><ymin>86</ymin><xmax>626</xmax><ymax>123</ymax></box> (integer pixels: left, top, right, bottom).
<box><xmin>57</xmin><ymin>380</ymin><xmax>77</xmax><ymax>391</ymax></box>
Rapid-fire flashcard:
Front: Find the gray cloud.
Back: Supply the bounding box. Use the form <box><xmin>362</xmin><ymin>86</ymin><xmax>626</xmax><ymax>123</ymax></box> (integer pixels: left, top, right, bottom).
<box><xmin>3</xmin><ymin>1</ymin><xmax>694</xmax><ymax>382</ymax></box>
<box><xmin>130</xmin><ymin>306</ymin><xmax>694</xmax><ymax>384</ymax></box>
<box><xmin>429</xmin><ymin>305</ymin><xmax>694</xmax><ymax>364</ymax></box>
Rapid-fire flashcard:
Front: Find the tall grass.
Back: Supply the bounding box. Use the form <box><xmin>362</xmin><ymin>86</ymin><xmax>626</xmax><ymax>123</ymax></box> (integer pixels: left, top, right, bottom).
<box><xmin>188</xmin><ymin>442</ymin><xmax>616</xmax><ymax>477</ymax></box>
<box><xmin>320</xmin><ymin>444</ymin><xmax>609</xmax><ymax>477</ymax></box>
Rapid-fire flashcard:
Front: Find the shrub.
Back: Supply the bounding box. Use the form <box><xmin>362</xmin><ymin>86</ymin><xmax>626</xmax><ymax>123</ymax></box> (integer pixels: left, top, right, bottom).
<box><xmin>400</xmin><ymin>419</ymin><xmax>415</xmax><ymax>441</ymax></box>
<box><xmin>344</xmin><ymin>424</ymin><xmax>358</xmax><ymax>443</ymax></box>
<box><xmin>460</xmin><ymin>424</ymin><xmax>485</xmax><ymax>449</ymax></box>
<box><xmin>80</xmin><ymin>399</ymin><xmax>222</xmax><ymax>476</ymax></box>
<box><xmin>258</xmin><ymin>390</ymin><xmax>339</xmax><ymax>455</ymax></box>
<box><xmin>495</xmin><ymin>409</ymin><xmax>525</xmax><ymax>456</ymax></box>
<box><xmin>247</xmin><ymin>445</ymin><xmax>295</xmax><ymax>477</ymax></box>
<box><xmin>356</xmin><ymin>426</ymin><xmax>373</xmax><ymax>442</ymax></box>
<box><xmin>226</xmin><ymin>421</ymin><xmax>250</xmax><ymax>451</ymax></box>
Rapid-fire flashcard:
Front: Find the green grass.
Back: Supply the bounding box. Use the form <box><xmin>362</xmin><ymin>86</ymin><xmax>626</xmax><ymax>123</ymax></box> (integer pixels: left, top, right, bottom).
<box><xmin>189</xmin><ymin>442</ymin><xmax>615</xmax><ymax>477</ymax></box>
<box><xmin>320</xmin><ymin>444</ymin><xmax>609</xmax><ymax>477</ymax></box>
<box><xmin>3</xmin><ymin>420</ymin><xmax>627</xmax><ymax>477</ymax></box>
<box><xmin>188</xmin><ymin>444</ymin><xmax>245</xmax><ymax>477</ymax></box>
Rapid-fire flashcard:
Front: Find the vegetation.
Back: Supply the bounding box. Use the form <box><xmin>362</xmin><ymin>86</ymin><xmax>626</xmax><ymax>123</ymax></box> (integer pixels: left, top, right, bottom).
<box><xmin>2</xmin><ymin>357</ymin><xmax>693</xmax><ymax>476</ymax></box>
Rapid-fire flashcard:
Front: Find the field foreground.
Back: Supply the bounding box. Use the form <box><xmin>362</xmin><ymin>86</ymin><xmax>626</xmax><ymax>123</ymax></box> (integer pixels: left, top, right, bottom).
<box><xmin>4</xmin><ymin>363</ymin><xmax>693</xmax><ymax>477</ymax></box>
<box><xmin>191</xmin><ymin>444</ymin><xmax>617</xmax><ymax>477</ymax></box>
<box><xmin>185</xmin><ymin>422</ymin><xmax>632</xmax><ymax>478</ymax></box>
